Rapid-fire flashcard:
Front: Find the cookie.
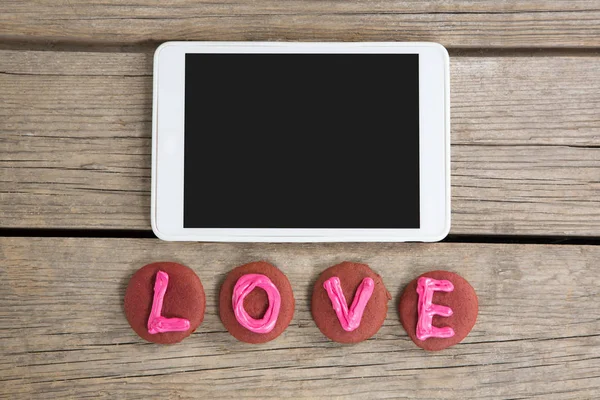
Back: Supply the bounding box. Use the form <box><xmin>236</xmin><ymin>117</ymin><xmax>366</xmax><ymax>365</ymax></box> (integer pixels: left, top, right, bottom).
<box><xmin>399</xmin><ymin>270</ymin><xmax>478</xmax><ymax>351</ymax></box>
<box><xmin>219</xmin><ymin>261</ymin><xmax>295</xmax><ymax>344</ymax></box>
<box><xmin>124</xmin><ymin>262</ymin><xmax>206</xmax><ymax>344</ymax></box>
<box><xmin>312</xmin><ymin>261</ymin><xmax>391</xmax><ymax>343</ymax></box>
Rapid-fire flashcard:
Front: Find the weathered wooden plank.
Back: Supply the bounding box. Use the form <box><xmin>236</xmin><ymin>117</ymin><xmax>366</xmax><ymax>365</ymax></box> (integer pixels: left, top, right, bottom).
<box><xmin>1</xmin><ymin>51</ymin><xmax>599</xmax><ymax>236</ymax></box>
<box><xmin>1</xmin><ymin>1</ymin><xmax>600</xmax><ymax>48</ymax></box>
<box><xmin>1</xmin><ymin>238</ymin><xmax>599</xmax><ymax>398</ymax></box>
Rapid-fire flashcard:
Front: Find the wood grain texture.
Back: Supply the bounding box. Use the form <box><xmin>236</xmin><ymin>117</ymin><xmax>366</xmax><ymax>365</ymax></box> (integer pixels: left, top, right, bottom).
<box><xmin>1</xmin><ymin>238</ymin><xmax>599</xmax><ymax>398</ymax></box>
<box><xmin>2</xmin><ymin>50</ymin><xmax>599</xmax><ymax>235</ymax></box>
<box><xmin>1</xmin><ymin>1</ymin><xmax>600</xmax><ymax>48</ymax></box>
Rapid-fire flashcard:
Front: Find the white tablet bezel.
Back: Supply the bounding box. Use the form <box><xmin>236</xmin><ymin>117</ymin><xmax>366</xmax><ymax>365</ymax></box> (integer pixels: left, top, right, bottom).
<box><xmin>152</xmin><ymin>42</ymin><xmax>450</xmax><ymax>242</ymax></box>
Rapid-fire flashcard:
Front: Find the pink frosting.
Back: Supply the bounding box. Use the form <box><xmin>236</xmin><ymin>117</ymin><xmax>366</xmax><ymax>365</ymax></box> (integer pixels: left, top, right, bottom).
<box><xmin>147</xmin><ymin>270</ymin><xmax>191</xmax><ymax>334</ymax></box>
<box><xmin>232</xmin><ymin>274</ymin><xmax>281</xmax><ymax>334</ymax></box>
<box><xmin>416</xmin><ymin>276</ymin><xmax>455</xmax><ymax>341</ymax></box>
<box><xmin>323</xmin><ymin>276</ymin><xmax>375</xmax><ymax>332</ymax></box>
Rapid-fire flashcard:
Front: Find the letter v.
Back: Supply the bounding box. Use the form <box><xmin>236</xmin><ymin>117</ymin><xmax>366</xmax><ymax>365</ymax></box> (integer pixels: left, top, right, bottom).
<box><xmin>323</xmin><ymin>276</ymin><xmax>375</xmax><ymax>332</ymax></box>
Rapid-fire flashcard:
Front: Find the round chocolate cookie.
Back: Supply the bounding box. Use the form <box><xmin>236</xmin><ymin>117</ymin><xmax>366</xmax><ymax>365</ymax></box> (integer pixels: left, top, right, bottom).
<box><xmin>219</xmin><ymin>261</ymin><xmax>295</xmax><ymax>344</ymax></box>
<box><xmin>312</xmin><ymin>262</ymin><xmax>391</xmax><ymax>344</ymax></box>
<box><xmin>124</xmin><ymin>262</ymin><xmax>206</xmax><ymax>344</ymax></box>
<box><xmin>399</xmin><ymin>270</ymin><xmax>478</xmax><ymax>351</ymax></box>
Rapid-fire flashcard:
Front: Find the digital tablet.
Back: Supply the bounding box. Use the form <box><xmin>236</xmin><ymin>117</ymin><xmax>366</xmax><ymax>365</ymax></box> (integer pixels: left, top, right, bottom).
<box><xmin>152</xmin><ymin>42</ymin><xmax>450</xmax><ymax>242</ymax></box>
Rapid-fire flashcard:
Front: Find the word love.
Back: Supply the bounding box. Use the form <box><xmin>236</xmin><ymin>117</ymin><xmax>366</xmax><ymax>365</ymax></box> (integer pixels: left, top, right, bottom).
<box><xmin>124</xmin><ymin>262</ymin><xmax>478</xmax><ymax>351</ymax></box>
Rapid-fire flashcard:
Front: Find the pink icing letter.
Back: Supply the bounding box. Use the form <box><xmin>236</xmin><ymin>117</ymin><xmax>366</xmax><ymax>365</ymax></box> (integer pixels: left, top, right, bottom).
<box><xmin>323</xmin><ymin>276</ymin><xmax>374</xmax><ymax>332</ymax></box>
<box><xmin>416</xmin><ymin>277</ymin><xmax>455</xmax><ymax>341</ymax></box>
<box><xmin>147</xmin><ymin>270</ymin><xmax>191</xmax><ymax>334</ymax></box>
<box><xmin>232</xmin><ymin>274</ymin><xmax>281</xmax><ymax>334</ymax></box>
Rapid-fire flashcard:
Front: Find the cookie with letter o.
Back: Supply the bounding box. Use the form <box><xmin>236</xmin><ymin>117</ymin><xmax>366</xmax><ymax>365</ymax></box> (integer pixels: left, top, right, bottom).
<box><xmin>312</xmin><ymin>261</ymin><xmax>391</xmax><ymax>343</ymax></box>
<box><xmin>219</xmin><ymin>261</ymin><xmax>295</xmax><ymax>344</ymax></box>
<box><xmin>399</xmin><ymin>270</ymin><xmax>478</xmax><ymax>351</ymax></box>
<box><xmin>124</xmin><ymin>262</ymin><xmax>206</xmax><ymax>344</ymax></box>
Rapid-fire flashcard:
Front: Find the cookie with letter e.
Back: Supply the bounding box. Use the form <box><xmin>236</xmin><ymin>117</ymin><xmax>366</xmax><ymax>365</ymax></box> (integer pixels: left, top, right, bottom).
<box><xmin>312</xmin><ymin>262</ymin><xmax>391</xmax><ymax>343</ymax></box>
<box><xmin>124</xmin><ymin>262</ymin><xmax>206</xmax><ymax>344</ymax></box>
<box><xmin>399</xmin><ymin>270</ymin><xmax>478</xmax><ymax>351</ymax></box>
<box><xmin>219</xmin><ymin>261</ymin><xmax>295</xmax><ymax>344</ymax></box>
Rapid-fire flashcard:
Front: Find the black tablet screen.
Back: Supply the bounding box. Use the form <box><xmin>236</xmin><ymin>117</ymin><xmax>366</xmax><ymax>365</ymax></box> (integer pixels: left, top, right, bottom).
<box><xmin>184</xmin><ymin>53</ymin><xmax>419</xmax><ymax>228</ymax></box>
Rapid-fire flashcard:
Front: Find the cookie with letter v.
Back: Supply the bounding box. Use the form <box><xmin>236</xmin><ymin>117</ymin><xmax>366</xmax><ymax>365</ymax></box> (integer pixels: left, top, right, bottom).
<box><xmin>312</xmin><ymin>262</ymin><xmax>391</xmax><ymax>343</ymax></box>
<box><xmin>124</xmin><ymin>262</ymin><xmax>206</xmax><ymax>344</ymax></box>
<box><xmin>399</xmin><ymin>270</ymin><xmax>478</xmax><ymax>351</ymax></box>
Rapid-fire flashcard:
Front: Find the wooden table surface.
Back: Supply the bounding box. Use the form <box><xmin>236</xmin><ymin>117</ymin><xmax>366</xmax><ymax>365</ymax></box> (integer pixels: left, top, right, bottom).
<box><xmin>1</xmin><ymin>1</ymin><xmax>599</xmax><ymax>399</ymax></box>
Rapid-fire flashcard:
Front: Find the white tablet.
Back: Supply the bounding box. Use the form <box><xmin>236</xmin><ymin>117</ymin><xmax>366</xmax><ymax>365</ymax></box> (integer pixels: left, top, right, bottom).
<box><xmin>152</xmin><ymin>42</ymin><xmax>450</xmax><ymax>242</ymax></box>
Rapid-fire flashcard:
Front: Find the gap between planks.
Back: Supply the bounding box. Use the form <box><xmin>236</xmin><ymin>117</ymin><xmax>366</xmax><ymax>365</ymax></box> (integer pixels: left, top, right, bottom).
<box><xmin>1</xmin><ymin>229</ymin><xmax>600</xmax><ymax>246</ymax></box>
<box><xmin>0</xmin><ymin>37</ymin><xmax>600</xmax><ymax>56</ymax></box>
